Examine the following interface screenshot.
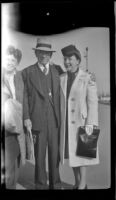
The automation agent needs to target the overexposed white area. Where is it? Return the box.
[2,3,19,67]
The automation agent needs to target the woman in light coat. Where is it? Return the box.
[60,45,99,189]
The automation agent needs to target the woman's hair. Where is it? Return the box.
[6,45,22,64]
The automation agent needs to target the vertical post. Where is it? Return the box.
[84,47,88,71]
[86,47,88,71]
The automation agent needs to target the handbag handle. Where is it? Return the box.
[80,125,99,129]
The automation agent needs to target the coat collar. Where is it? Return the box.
[69,68,85,97]
[50,65,59,97]
[60,68,86,97]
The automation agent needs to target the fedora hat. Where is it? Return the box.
[61,44,81,62]
[32,37,56,52]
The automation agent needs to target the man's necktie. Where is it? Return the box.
[43,66,47,75]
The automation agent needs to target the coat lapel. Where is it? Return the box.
[60,69,86,99]
[14,71,24,102]
[3,76,13,98]
[60,73,68,99]
[14,71,19,100]
[69,68,85,98]
[50,65,59,97]
[30,63,45,98]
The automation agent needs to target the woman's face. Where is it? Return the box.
[63,55,80,73]
[4,54,18,73]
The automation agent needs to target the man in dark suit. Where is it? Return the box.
[22,38,61,189]
[2,45,26,189]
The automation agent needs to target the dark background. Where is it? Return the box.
[13,1,114,35]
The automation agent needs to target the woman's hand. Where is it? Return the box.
[85,125,93,135]
[24,119,32,132]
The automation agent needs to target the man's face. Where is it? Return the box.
[36,50,52,66]
[63,54,80,73]
[4,54,18,73]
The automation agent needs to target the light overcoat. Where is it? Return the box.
[2,71,26,165]
[60,68,99,167]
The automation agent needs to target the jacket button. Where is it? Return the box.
[71,121,75,124]
[71,109,75,113]
[71,98,75,101]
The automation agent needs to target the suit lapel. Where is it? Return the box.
[29,64,59,99]
[30,63,45,98]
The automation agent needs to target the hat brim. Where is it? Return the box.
[32,47,56,52]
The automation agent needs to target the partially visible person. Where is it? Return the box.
[2,45,26,189]
[60,45,99,189]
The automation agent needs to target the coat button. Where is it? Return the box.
[71,121,75,124]
[71,98,75,101]
[71,109,75,113]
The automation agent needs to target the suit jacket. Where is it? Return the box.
[60,68,99,166]
[2,70,26,165]
[22,62,61,131]
[54,64,65,75]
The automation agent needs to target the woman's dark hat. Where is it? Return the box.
[61,45,81,62]
[32,37,56,52]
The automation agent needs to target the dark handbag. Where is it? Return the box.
[76,126,100,158]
